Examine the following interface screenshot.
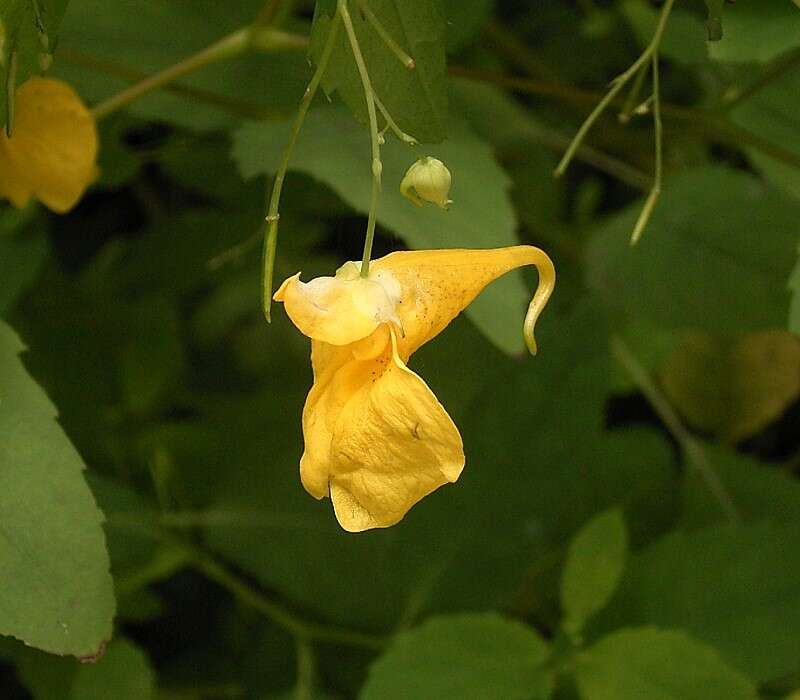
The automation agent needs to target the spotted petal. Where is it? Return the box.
[300,330,464,532]
[371,246,555,358]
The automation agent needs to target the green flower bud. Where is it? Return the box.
[400,157,452,209]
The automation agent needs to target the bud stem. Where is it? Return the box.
[374,93,417,145]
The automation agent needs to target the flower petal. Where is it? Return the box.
[327,332,464,532]
[274,268,400,346]
[0,77,98,213]
[371,245,555,358]
[299,341,368,499]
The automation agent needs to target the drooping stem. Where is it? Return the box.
[554,0,676,178]
[261,12,342,320]
[339,0,382,278]
[356,0,415,69]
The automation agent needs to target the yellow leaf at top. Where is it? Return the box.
[0,77,98,213]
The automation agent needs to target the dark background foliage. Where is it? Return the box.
[2,0,800,698]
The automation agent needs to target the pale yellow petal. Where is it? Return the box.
[274,267,400,345]
[371,245,555,358]
[327,332,464,532]
[0,77,98,213]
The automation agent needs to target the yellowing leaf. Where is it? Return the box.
[660,330,800,443]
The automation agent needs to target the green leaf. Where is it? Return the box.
[731,68,800,202]
[442,0,493,52]
[69,639,155,700]
[561,509,628,637]
[233,107,530,354]
[0,0,69,128]
[681,447,800,528]
[310,0,447,143]
[360,613,551,700]
[13,638,155,700]
[54,0,310,131]
[709,0,800,63]
[621,1,708,65]
[586,167,800,333]
[0,206,47,317]
[659,330,800,442]
[576,627,758,700]
[119,297,187,416]
[598,522,800,682]
[0,320,114,657]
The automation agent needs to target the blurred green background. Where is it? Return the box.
[2,0,800,698]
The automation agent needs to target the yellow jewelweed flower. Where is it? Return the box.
[0,77,98,213]
[275,246,555,532]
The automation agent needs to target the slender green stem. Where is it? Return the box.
[261,12,342,320]
[374,93,417,144]
[618,60,648,124]
[610,336,740,524]
[451,66,800,172]
[485,20,559,82]
[91,29,249,120]
[722,47,800,109]
[192,554,386,649]
[339,0,382,278]
[89,27,307,121]
[554,0,675,177]
[294,638,316,700]
[108,513,385,649]
[630,53,663,244]
[61,49,280,119]
[356,0,415,68]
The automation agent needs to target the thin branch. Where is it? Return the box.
[294,638,316,700]
[88,27,308,121]
[356,0,415,69]
[484,20,559,82]
[723,47,800,110]
[107,513,385,649]
[554,0,676,178]
[618,60,648,124]
[630,52,663,244]
[192,554,386,649]
[610,335,741,524]
[90,29,250,121]
[449,67,800,172]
